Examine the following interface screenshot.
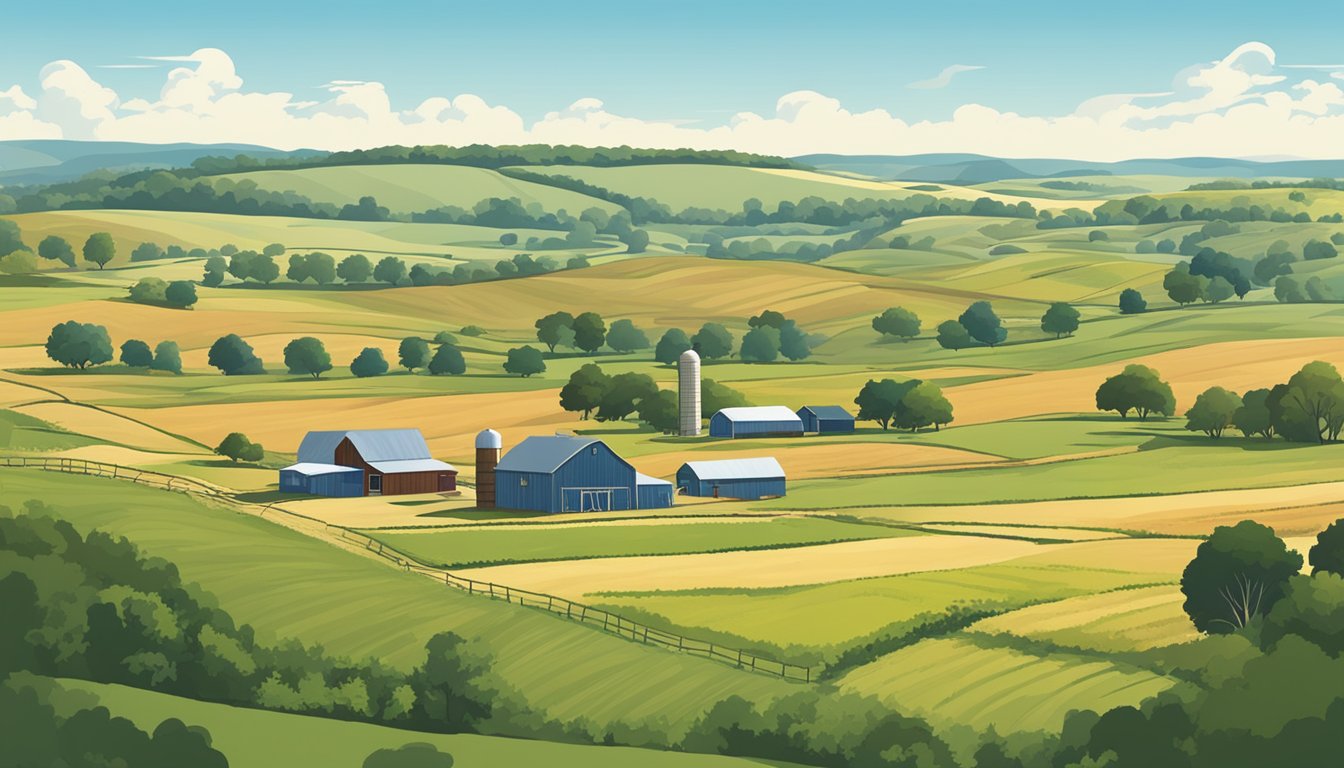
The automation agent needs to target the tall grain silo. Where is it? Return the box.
[475,429,502,508]
[678,349,701,436]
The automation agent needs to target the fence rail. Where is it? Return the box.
[1,454,814,683]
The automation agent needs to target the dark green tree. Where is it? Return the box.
[151,341,182,374]
[1303,239,1338,260]
[374,256,407,287]
[338,253,373,284]
[1164,263,1208,306]
[624,229,650,253]
[606,319,650,353]
[534,312,575,353]
[778,320,811,361]
[498,232,518,246]
[935,320,972,351]
[427,344,466,375]
[748,310,787,329]
[572,312,607,353]
[202,255,227,287]
[398,337,432,373]
[871,307,921,341]
[654,328,692,365]
[1277,361,1344,443]
[363,743,455,768]
[1118,288,1147,314]
[854,378,918,431]
[1180,520,1303,633]
[83,232,116,270]
[638,389,680,432]
[559,363,611,419]
[207,334,265,375]
[284,337,332,379]
[1261,573,1344,657]
[263,242,285,257]
[1095,364,1175,420]
[691,322,734,360]
[350,347,389,377]
[120,339,153,368]
[45,321,114,369]
[38,235,76,267]
[164,280,197,308]
[959,301,1006,347]
[503,346,545,377]
[596,372,657,421]
[1184,386,1242,438]
[410,632,492,732]
[1233,388,1275,438]
[1040,302,1080,338]
[894,381,953,432]
[215,432,264,463]
[1309,519,1344,577]
[703,378,750,414]
[739,326,781,362]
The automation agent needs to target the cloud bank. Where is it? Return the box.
[2,43,1343,161]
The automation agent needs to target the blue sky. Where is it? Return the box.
[7,0,1337,121]
[3,1,1343,158]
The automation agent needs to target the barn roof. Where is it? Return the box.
[679,457,785,480]
[280,462,363,477]
[297,429,433,464]
[712,406,804,423]
[368,459,457,474]
[496,435,626,474]
[636,472,672,487]
[799,405,854,420]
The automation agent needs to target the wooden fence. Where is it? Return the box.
[0,454,814,683]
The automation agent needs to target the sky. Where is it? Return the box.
[2,0,1344,159]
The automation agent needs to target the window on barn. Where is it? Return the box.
[520,478,528,487]
[591,446,598,454]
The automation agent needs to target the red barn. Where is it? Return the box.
[280,428,456,497]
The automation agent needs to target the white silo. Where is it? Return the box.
[678,349,701,436]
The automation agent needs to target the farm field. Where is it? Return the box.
[5,144,1344,767]
[366,514,920,567]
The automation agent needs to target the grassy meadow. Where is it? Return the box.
[4,153,1344,760]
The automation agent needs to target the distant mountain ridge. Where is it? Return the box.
[795,153,1344,183]
[0,140,318,185]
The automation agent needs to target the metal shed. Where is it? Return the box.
[676,457,786,500]
[493,435,674,514]
[278,463,364,497]
[709,406,805,439]
[636,472,675,509]
[280,428,457,497]
[797,405,856,434]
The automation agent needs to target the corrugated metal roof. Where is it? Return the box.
[280,462,363,476]
[800,405,854,420]
[714,406,804,423]
[296,429,433,463]
[368,458,457,474]
[635,472,672,487]
[680,457,785,480]
[496,435,601,474]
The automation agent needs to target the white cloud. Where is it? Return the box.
[907,64,985,90]
[0,42,1342,160]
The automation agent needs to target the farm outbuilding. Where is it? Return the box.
[676,457,786,500]
[797,405,856,434]
[708,406,805,439]
[279,428,457,497]
[493,435,674,514]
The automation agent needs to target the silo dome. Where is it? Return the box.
[679,348,700,364]
[475,429,502,449]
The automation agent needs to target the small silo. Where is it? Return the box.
[678,348,701,437]
[475,429,502,508]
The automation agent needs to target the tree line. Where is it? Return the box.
[558,363,749,430]
[1095,359,1344,445]
[854,378,953,431]
[872,301,1082,347]
[537,309,816,363]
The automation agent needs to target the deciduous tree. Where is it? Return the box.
[1181,520,1303,633]
[871,307,921,341]
[284,337,332,379]
[1184,386,1242,438]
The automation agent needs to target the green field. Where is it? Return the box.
[49,678,778,768]
[216,164,623,216]
[0,470,794,729]
[367,516,919,567]
[594,561,1172,666]
[837,636,1180,734]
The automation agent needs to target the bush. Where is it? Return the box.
[1088,229,1109,242]
[987,244,1026,255]
[150,341,183,374]
[503,346,546,377]
[207,334,265,375]
[120,339,154,368]
[164,280,198,308]
[459,325,485,337]
[350,347,389,378]
[215,432,264,463]
[1119,288,1147,314]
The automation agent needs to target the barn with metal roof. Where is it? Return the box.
[708,406,805,438]
[676,457,786,500]
[279,428,457,497]
[493,435,674,513]
[797,405,856,434]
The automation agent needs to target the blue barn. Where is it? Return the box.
[279,463,364,497]
[676,457,786,500]
[493,435,674,514]
[797,405,856,434]
[708,406,805,439]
